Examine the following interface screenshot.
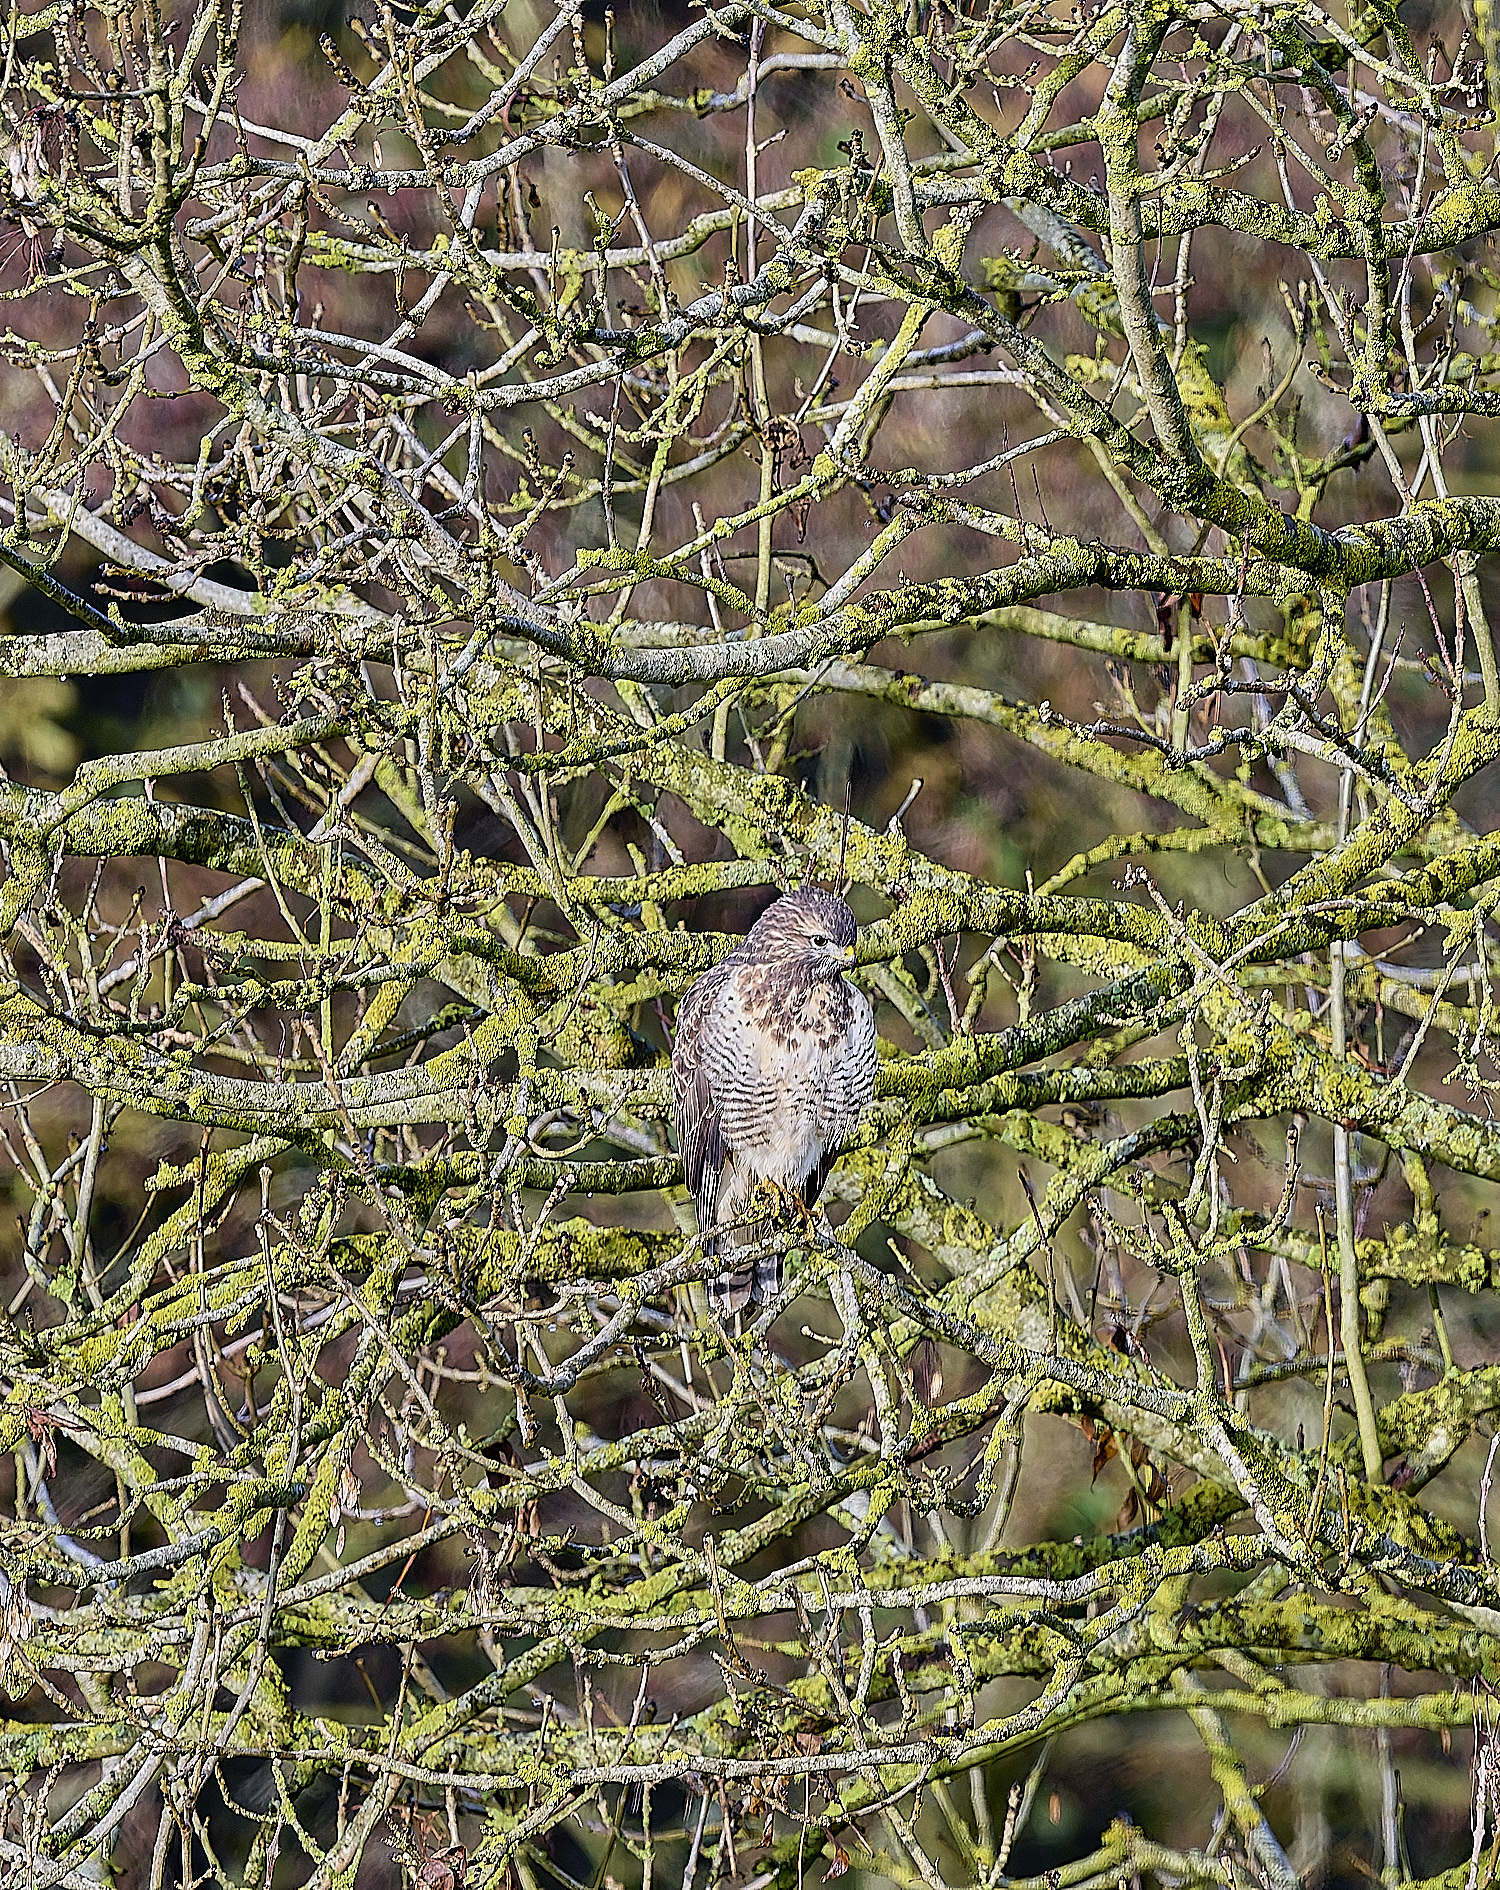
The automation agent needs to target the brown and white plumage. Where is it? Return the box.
[671,890,878,1315]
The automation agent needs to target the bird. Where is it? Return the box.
[671,889,878,1316]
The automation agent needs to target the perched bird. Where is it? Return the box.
[671,889,878,1316]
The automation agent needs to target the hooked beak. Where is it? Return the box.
[839,942,857,968]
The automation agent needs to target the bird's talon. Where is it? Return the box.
[752,1178,800,1224]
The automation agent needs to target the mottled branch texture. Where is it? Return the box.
[2,0,1500,1884]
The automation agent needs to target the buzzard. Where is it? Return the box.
[671,890,878,1315]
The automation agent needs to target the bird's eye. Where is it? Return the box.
[812,934,827,947]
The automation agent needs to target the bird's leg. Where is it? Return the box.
[788,1190,820,1240]
[750,1178,818,1240]
[749,1177,792,1223]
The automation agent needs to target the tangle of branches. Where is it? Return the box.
[3,0,1500,1883]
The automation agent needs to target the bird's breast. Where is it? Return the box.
[716,975,870,1177]
[740,972,848,1056]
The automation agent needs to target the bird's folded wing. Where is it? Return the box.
[672,968,728,1224]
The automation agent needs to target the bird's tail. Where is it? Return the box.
[707,1245,781,1319]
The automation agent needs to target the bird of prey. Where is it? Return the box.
[671,889,878,1315]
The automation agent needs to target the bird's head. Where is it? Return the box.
[747,889,858,972]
